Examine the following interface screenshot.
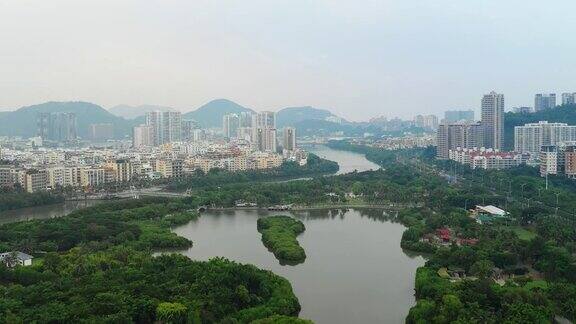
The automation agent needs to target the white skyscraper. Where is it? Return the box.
[561,93,576,106]
[222,113,240,139]
[146,111,182,146]
[535,93,556,111]
[253,111,276,129]
[132,125,153,148]
[514,121,576,155]
[481,91,505,150]
[252,111,277,152]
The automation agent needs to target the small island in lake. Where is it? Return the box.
[257,216,306,265]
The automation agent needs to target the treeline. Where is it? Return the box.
[504,103,576,149]
[0,189,64,212]
[0,197,303,323]
[328,141,576,322]
[0,197,196,253]
[167,153,338,192]
[180,165,435,208]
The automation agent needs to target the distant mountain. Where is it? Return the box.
[504,104,576,150]
[0,101,135,139]
[276,106,345,128]
[183,99,254,127]
[109,104,176,119]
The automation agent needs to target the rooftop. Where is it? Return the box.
[476,205,508,216]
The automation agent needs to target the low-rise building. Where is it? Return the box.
[449,147,528,170]
[0,251,34,267]
[24,169,48,193]
[472,205,509,225]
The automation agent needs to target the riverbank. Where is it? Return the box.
[210,203,422,212]
[175,208,425,323]
[0,198,304,323]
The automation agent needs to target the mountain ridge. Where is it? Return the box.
[183,99,254,127]
[0,101,136,139]
[109,104,176,119]
[0,99,349,138]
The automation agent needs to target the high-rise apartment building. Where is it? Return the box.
[37,112,78,142]
[132,125,153,148]
[444,110,475,123]
[89,123,114,141]
[535,93,556,111]
[283,127,297,151]
[146,111,182,145]
[561,93,576,106]
[514,121,576,155]
[222,114,240,139]
[239,112,253,127]
[436,122,484,159]
[414,115,438,130]
[253,111,276,129]
[252,111,277,152]
[254,127,277,152]
[481,91,505,150]
[181,120,199,141]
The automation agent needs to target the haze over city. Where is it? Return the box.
[1,0,575,120]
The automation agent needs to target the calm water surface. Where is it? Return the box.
[174,209,425,324]
[307,144,380,174]
[1,146,423,323]
[0,200,102,224]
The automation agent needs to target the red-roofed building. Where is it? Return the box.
[449,147,529,170]
[436,228,451,242]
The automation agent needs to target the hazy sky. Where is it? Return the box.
[1,0,575,121]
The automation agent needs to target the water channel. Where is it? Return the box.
[0,145,424,323]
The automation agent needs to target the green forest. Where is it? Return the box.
[3,139,576,322]
[257,216,306,264]
[327,141,576,323]
[0,198,303,323]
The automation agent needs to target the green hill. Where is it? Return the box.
[108,104,176,119]
[276,106,345,128]
[505,104,576,150]
[183,99,254,127]
[0,101,135,139]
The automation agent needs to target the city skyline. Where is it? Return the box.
[1,1,576,120]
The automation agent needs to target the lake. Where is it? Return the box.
[174,208,425,324]
[0,145,423,323]
[171,146,423,323]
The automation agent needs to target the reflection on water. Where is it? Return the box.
[174,209,425,324]
[0,200,102,225]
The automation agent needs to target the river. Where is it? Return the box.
[0,200,102,225]
[307,144,380,174]
[172,146,424,323]
[0,145,424,323]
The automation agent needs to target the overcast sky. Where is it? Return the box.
[0,0,575,121]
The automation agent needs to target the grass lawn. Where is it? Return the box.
[500,226,537,241]
[524,280,549,291]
